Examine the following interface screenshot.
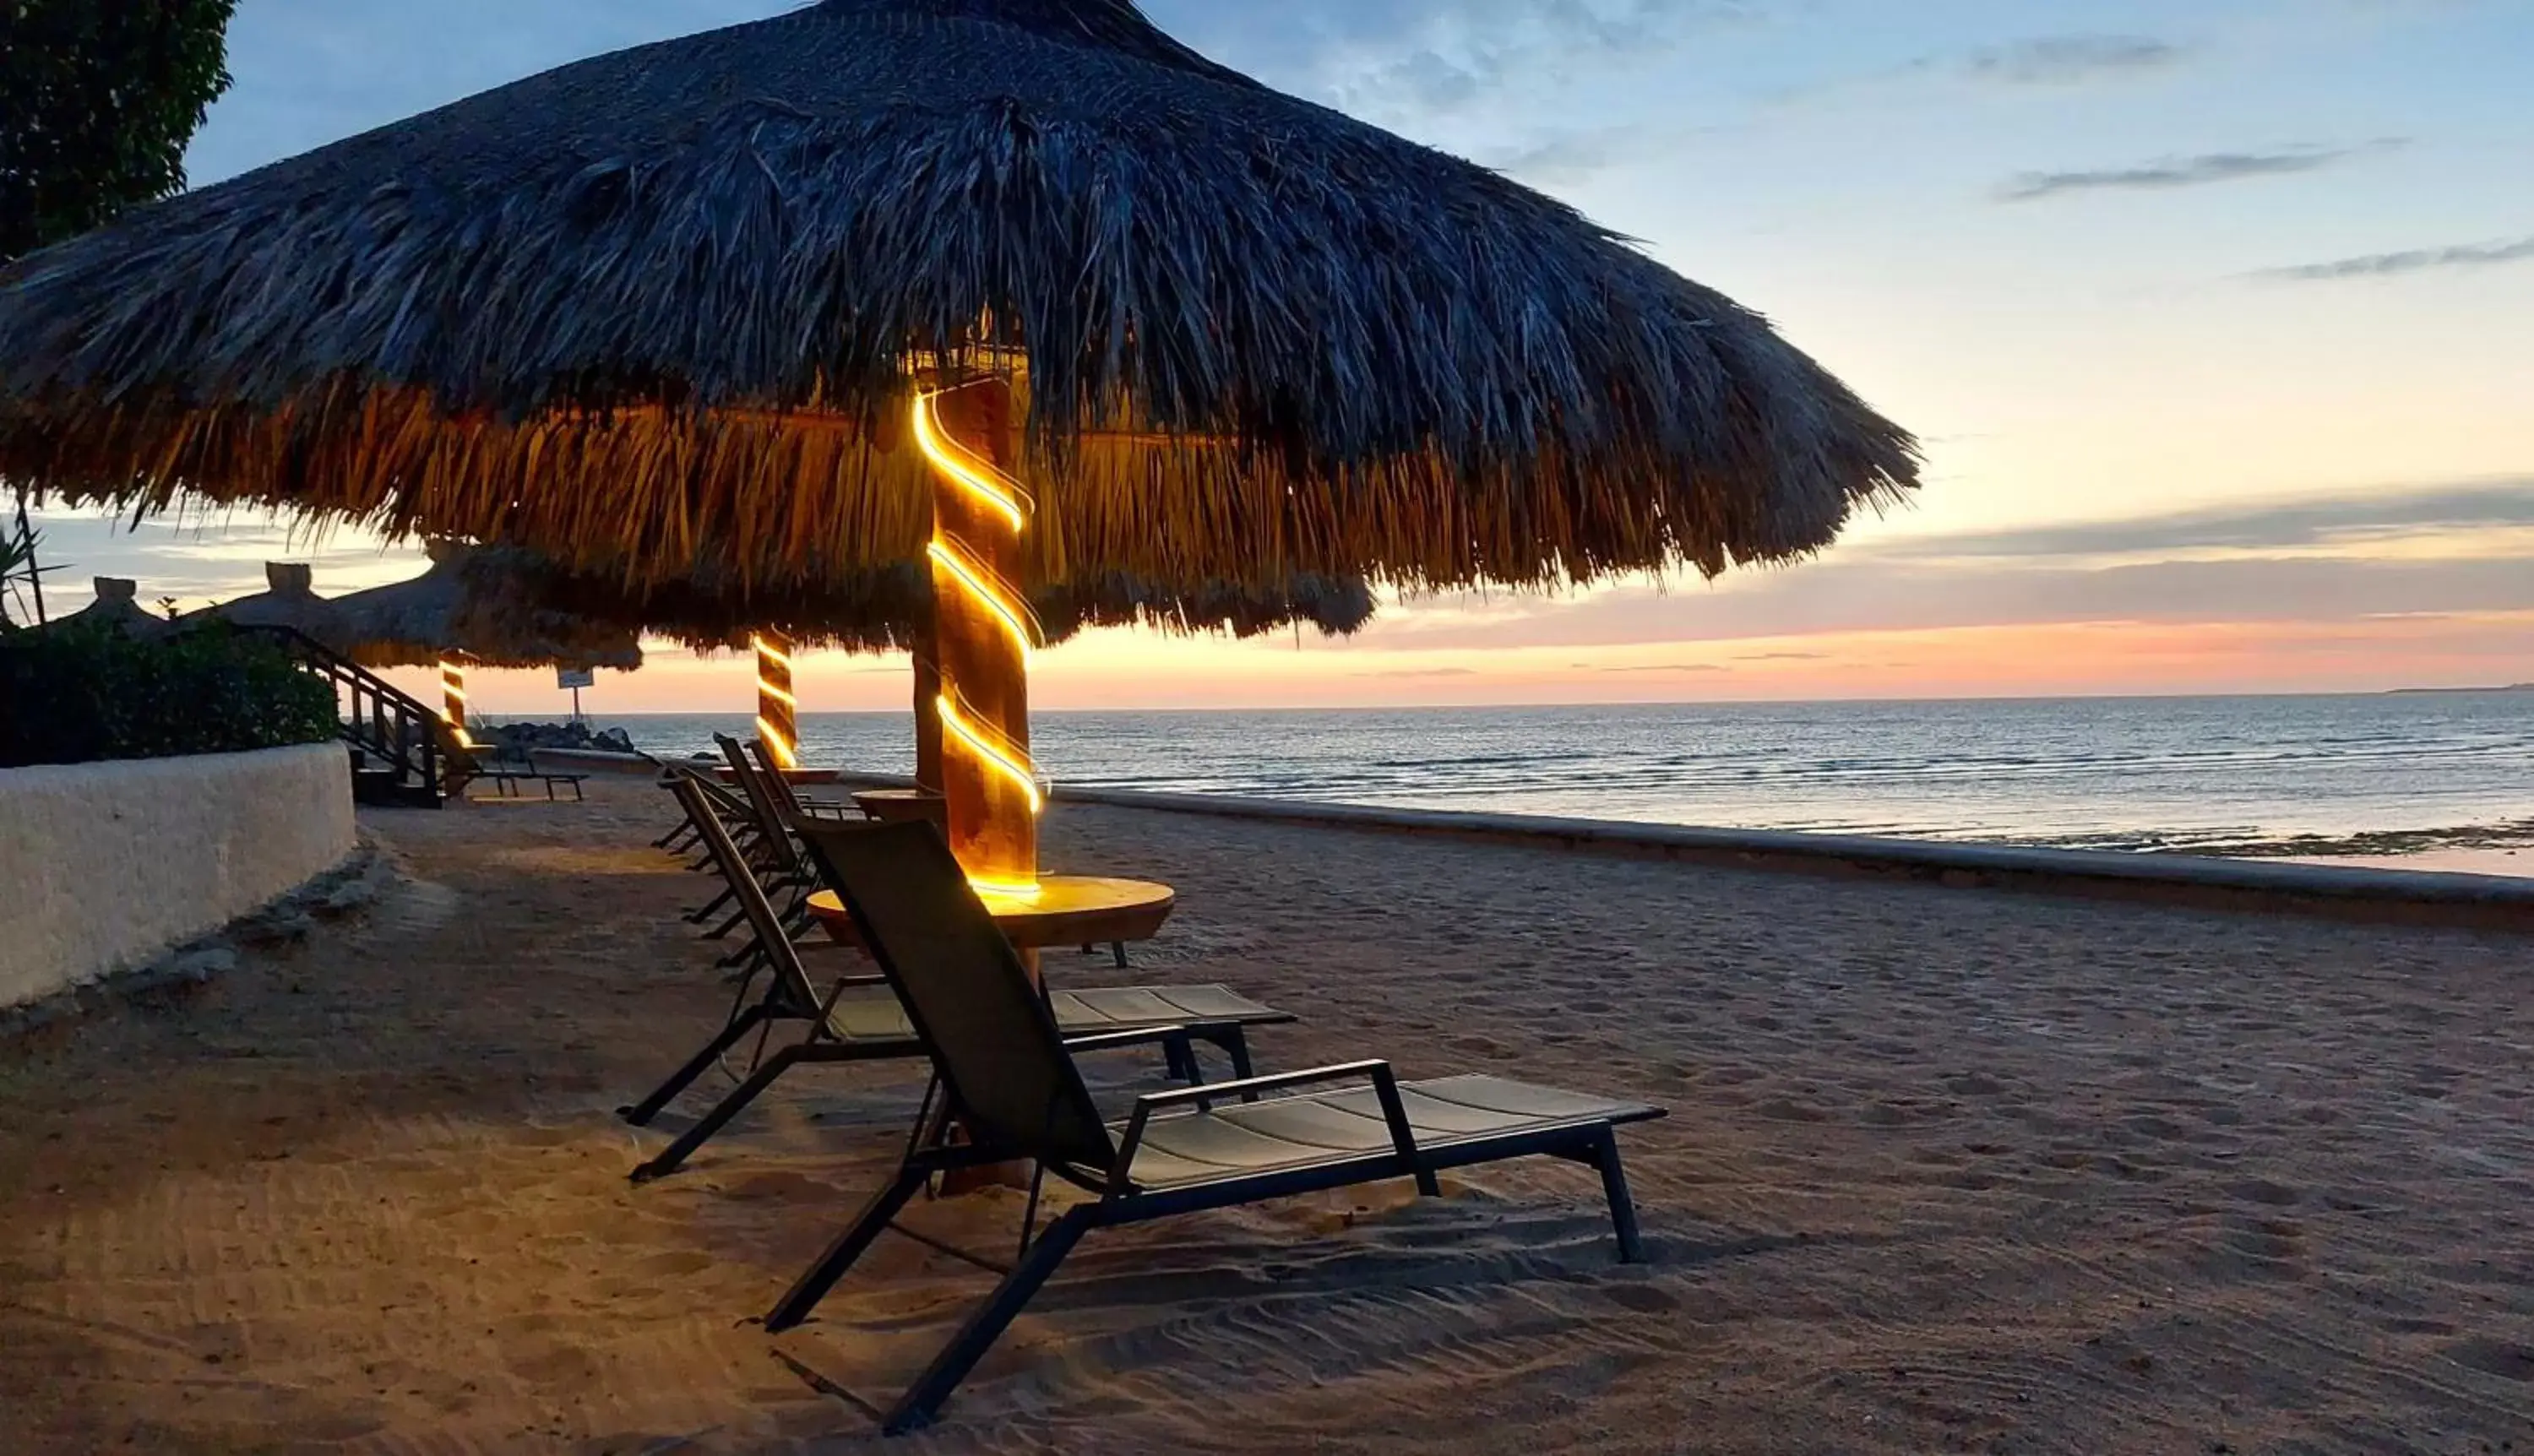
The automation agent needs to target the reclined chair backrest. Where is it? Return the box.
[794,819,1115,1173]
[743,738,818,831]
[715,734,804,875]
[672,774,825,1013]
[665,759,749,820]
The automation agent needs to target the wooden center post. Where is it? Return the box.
[753,630,799,769]
[923,376,1038,901]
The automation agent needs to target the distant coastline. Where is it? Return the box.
[2386,683,2534,695]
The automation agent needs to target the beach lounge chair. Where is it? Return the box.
[633,748,715,852]
[447,742,590,801]
[657,763,773,926]
[766,817,1667,1433]
[620,777,1293,1183]
[710,736,827,959]
[740,736,859,822]
[669,752,810,943]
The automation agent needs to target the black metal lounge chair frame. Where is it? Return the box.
[449,742,590,801]
[657,763,771,919]
[769,818,1662,1435]
[739,736,861,823]
[477,758,590,800]
[707,736,830,964]
[620,778,1281,1183]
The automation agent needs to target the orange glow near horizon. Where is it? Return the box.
[388,609,2534,718]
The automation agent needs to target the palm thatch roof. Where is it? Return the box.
[39,578,170,637]
[0,0,1917,592]
[471,551,1376,655]
[332,541,644,670]
[179,562,347,641]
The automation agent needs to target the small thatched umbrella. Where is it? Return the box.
[333,541,644,747]
[470,550,1375,780]
[181,563,348,644]
[40,578,171,638]
[0,0,1917,892]
[510,560,1374,655]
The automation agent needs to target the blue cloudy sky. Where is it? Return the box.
[22,0,2534,708]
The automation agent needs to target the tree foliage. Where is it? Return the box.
[1,0,238,262]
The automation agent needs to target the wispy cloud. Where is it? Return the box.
[1370,479,2534,654]
[1737,650,1830,661]
[1771,30,2189,110]
[1883,479,2534,561]
[1597,662,1727,673]
[2254,235,2534,283]
[1997,139,2404,203]
[1960,34,2187,85]
[1295,0,1751,118]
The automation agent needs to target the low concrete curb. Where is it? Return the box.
[1040,785,2534,934]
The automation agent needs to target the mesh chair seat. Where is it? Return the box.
[819,983,1286,1046]
[1112,1074,1664,1190]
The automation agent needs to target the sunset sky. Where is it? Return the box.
[24,0,2534,713]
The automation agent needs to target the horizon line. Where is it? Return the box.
[470,682,2534,718]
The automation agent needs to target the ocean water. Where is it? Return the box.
[567,692,2534,856]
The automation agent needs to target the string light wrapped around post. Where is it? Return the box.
[913,379,1045,898]
[753,630,798,770]
[438,657,475,747]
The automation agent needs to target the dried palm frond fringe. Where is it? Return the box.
[333,543,645,671]
[470,549,1376,655]
[0,0,1917,591]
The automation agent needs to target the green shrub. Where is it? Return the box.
[0,622,338,768]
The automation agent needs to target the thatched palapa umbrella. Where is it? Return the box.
[332,541,644,747]
[40,578,171,638]
[181,563,348,644]
[0,0,1918,894]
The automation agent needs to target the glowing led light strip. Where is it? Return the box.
[752,632,795,674]
[753,716,798,767]
[911,388,1031,532]
[914,383,1049,895]
[935,690,1044,815]
[925,538,1037,666]
[438,659,476,749]
[752,633,799,770]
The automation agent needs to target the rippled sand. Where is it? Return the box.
[3,781,2530,1452]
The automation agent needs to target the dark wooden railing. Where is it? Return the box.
[242,626,447,807]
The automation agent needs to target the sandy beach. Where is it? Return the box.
[4,780,2531,1453]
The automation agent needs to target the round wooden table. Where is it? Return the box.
[806,875,1176,951]
[851,787,946,826]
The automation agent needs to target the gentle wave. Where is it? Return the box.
[546,693,2534,859]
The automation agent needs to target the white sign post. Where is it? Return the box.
[557,666,595,723]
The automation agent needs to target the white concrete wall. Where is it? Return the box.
[0,742,356,1008]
